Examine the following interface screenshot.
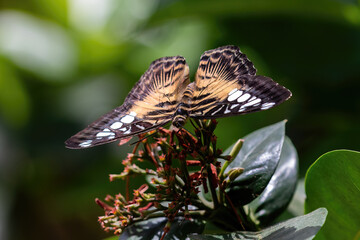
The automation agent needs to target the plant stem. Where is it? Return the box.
[206,164,219,208]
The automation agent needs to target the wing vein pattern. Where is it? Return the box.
[65,45,291,149]
[65,56,190,148]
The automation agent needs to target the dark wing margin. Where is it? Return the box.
[65,56,189,149]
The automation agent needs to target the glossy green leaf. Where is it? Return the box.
[225,121,286,205]
[189,208,327,240]
[248,137,298,226]
[305,150,360,240]
[119,217,205,240]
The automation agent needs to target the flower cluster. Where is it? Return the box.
[96,119,244,238]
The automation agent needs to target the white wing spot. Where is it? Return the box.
[108,135,115,140]
[121,115,135,123]
[129,111,137,117]
[237,93,251,102]
[252,98,262,105]
[135,124,145,130]
[96,129,115,138]
[124,129,131,134]
[110,122,123,129]
[230,104,239,109]
[238,107,246,112]
[228,88,238,96]
[228,90,243,101]
[224,106,231,114]
[242,98,261,108]
[119,127,127,131]
[79,140,92,148]
[248,96,257,102]
[261,102,275,110]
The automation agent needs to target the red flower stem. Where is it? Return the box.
[218,182,224,205]
[125,141,142,201]
[145,143,159,167]
[132,141,141,155]
[126,176,130,202]
[206,164,219,208]
[225,193,245,230]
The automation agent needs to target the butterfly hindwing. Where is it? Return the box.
[188,45,291,119]
[65,56,190,149]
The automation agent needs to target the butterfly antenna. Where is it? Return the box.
[178,124,196,138]
[130,132,158,145]
[189,118,198,129]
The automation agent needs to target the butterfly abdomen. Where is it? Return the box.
[172,103,189,128]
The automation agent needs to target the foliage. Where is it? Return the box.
[247,137,298,226]
[189,208,327,240]
[95,120,327,239]
[305,150,360,240]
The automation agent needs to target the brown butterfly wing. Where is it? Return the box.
[188,45,291,118]
[65,56,189,149]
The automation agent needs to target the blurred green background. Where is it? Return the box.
[0,0,359,239]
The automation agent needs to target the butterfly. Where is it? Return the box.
[65,45,291,149]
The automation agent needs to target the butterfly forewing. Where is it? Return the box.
[65,45,292,149]
[65,56,190,149]
[188,46,291,118]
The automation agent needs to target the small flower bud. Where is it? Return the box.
[95,198,114,211]
[158,153,166,161]
[228,167,244,181]
[115,193,126,202]
[109,174,124,182]
[186,160,202,166]
[208,145,214,156]
[229,139,244,162]
[105,195,115,202]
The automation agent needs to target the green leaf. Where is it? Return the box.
[248,137,299,226]
[305,150,360,240]
[189,208,327,240]
[225,121,286,205]
[119,217,205,240]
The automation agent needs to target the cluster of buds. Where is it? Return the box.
[96,119,245,238]
[96,184,155,234]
